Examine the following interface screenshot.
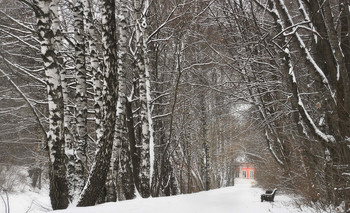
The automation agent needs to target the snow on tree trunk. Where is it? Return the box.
[126,91,140,195]
[82,0,103,142]
[77,0,118,206]
[107,0,135,201]
[279,20,318,197]
[33,0,69,209]
[73,0,88,196]
[269,0,334,145]
[51,0,76,201]
[266,1,318,199]
[133,0,154,198]
[60,23,76,202]
[322,0,350,138]
[269,0,350,205]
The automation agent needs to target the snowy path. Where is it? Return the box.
[53,179,316,213]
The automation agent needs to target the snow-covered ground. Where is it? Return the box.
[53,178,319,213]
[3,178,322,213]
[0,186,51,213]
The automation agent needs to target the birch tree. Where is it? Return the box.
[32,0,69,209]
[78,0,118,206]
[82,0,104,142]
[106,0,135,202]
[73,0,88,196]
[4,0,350,210]
[133,0,154,198]
[116,0,135,200]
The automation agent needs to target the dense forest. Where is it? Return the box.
[0,0,349,211]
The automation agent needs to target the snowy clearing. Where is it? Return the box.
[48,179,319,213]
[1,187,51,213]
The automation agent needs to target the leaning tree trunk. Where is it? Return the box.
[266,0,318,200]
[77,0,118,206]
[268,0,350,206]
[33,0,69,209]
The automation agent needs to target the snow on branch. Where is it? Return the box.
[271,0,336,105]
[0,28,39,51]
[271,21,322,40]
[0,56,46,85]
[0,68,47,140]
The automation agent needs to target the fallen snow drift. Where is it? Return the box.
[1,187,51,213]
[53,179,317,213]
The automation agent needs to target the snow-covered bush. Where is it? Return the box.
[0,165,28,192]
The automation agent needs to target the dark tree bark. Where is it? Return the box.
[77,0,118,206]
[32,0,69,209]
[73,0,88,194]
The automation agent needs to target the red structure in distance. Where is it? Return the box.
[236,163,255,179]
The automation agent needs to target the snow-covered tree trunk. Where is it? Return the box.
[323,1,350,125]
[73,0,88,196]
[49,0,75,200]
[265,0,318,200]
[267,0,350,205]
[126,88,140,193]
[319,0,350,205]
[107,0,135,201]
[83,0,103,142]
[272,0,336,144]
[77,0,118,206]
[33,0,69,209]
[59,15,76,204]
[133,0,154,198]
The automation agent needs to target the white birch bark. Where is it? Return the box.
[73,0,88,196]
[33,0,69,209]
[107,0,135,201]
[133,0,153,198]
[119,0,136,200]
[78,0,118,206]
[83,0,103,142]
[59,16,76,204]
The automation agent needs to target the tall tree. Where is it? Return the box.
[72,0,88,197]
[78,0,118,206]
[32,0,69,209]
[116,0,136,200]
[133,0,154,198]
[106,0,135,202]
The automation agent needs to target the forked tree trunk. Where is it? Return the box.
[77,0,118,206]
[107,0,135,201]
